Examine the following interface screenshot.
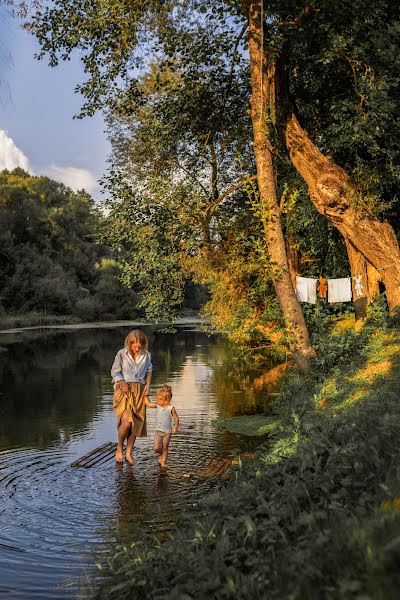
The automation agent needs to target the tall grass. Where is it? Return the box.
[90,305,400,600]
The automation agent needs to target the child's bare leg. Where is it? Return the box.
[159,433,171,467]
[153,432,163,456]
[116,411,131,462]
[125,429,136,464]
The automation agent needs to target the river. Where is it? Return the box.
[0,323,272,599]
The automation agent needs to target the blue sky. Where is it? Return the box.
[0,10,111,200]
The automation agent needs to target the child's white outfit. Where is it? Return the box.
[155,404,174,434]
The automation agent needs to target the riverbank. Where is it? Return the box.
[90,309,400,599]
[0,311,83,331]
[0,310,206,334]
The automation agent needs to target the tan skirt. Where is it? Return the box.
[113,382,147,437]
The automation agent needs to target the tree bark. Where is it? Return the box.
[345,241,383,319]
[286,225,299,289]
[367,261,382,302]
[247,0,315,370]
[345,240,368,320]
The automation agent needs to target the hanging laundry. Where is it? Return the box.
[353,274,365,298]
[296,277,317,304]
[328,278,352,303]
[318,277,328,300]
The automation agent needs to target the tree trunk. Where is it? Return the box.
[345,240,368,320]
[345,241,384,320]
[286,225,299,289]
[367,261,382,302]
[274,52,400,314]
[247,0,315,370]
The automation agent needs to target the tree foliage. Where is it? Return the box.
[280,0,400,224]
[0,169,137,319]
[9,0,400,329]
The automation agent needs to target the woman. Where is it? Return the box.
[111,329,153,464]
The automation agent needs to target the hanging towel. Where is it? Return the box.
[296,277,317,304]
[328,278,352,303]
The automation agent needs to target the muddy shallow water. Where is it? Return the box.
[0,324,272,599]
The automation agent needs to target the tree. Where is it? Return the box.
[246,0,314,367]
[266,0,400,314]
[0,169,137,318]
[20,0,317,368]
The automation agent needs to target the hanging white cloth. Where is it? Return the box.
[296,277,317,304]
[328,278,352,303]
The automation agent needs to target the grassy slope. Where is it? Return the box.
[91,310,400,600]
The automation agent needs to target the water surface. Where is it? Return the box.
[0,325,272,598]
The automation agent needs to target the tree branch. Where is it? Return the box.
[278,5,319,28]
[204,175,257,214]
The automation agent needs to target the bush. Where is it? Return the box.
[2,251,78,314]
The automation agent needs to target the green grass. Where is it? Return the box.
[89,306,400,600]
[213,415,283,437]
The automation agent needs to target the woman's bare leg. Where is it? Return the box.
[125,428,136,464]
[116,411,131,462]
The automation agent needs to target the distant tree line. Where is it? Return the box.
[0,168,139,321]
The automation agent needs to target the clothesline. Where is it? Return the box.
[379,263,396,271]
[296,275,365,304]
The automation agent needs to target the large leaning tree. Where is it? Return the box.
[260,0,400,315]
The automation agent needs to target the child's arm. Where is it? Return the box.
[172,407,179,433]
[145,398,157,408]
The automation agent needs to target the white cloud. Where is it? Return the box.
[0,129,31,172]
[42,165,98,195]
[0,129,99,197]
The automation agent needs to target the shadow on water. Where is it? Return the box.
[0,324,275,598]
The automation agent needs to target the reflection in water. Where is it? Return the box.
[0,325,274,599]
[207,340,277,417]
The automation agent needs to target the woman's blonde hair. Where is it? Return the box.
[156,384,172,407]
[124,329,148,352]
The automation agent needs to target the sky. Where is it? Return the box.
[0,9,111,201]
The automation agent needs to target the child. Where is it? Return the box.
[146,384,179,468]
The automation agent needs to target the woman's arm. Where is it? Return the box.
[143,352,153,396]
[111,351,129,394]
[172,407,179,434]
[111,351,123,382]
[143,370,152,397]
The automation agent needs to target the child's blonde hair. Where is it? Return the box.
[156,384,172,407]
[124,329,148,352]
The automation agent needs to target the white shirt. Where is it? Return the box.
[155,404,174,433]
[111,348,153,385]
